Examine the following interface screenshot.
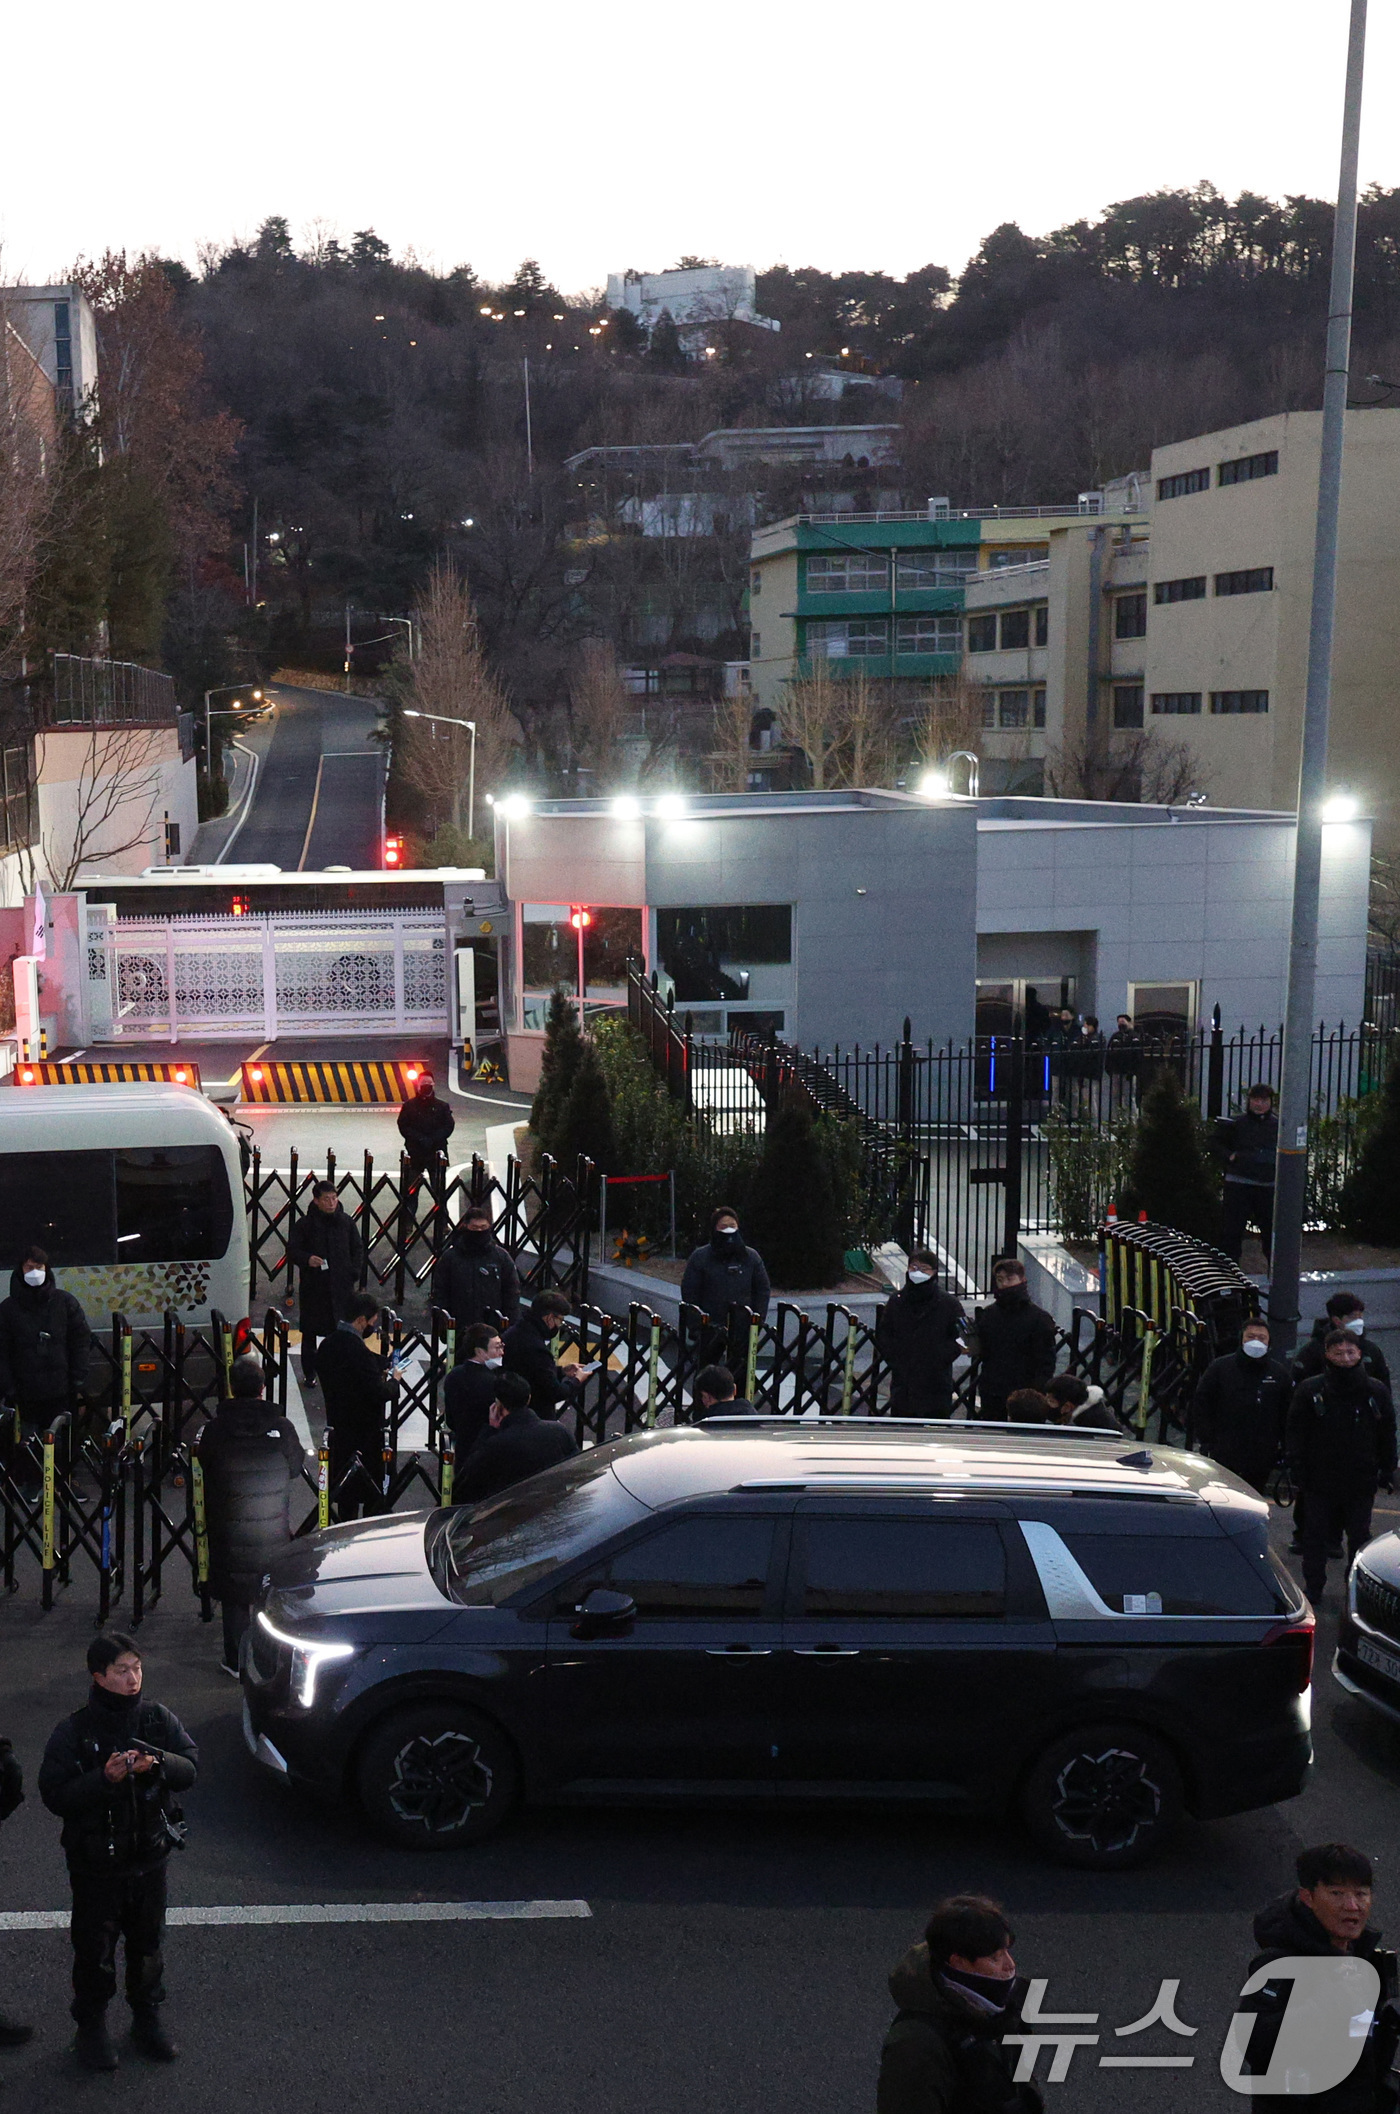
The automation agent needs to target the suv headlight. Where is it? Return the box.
[257,1612,355,1707]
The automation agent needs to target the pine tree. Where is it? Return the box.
[743,1090,846,1289]
[552,1037,617,1175]
[1339,1052,1400,1243]
[1120,1064,1222,1242]
[531,987,585,1158]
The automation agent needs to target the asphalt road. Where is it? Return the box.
[2,1496,1399,2114]
[227,687,385,871]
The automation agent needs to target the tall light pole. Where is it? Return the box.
[1269,0,1368,1355]
[203,684,263,780]
[402,709,478,837]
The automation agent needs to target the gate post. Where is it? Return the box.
[1205,1003,1225,1121]
[1001,1034,1026,1262]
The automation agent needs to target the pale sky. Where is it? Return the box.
[4,0,1395,295]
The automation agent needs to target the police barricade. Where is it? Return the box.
[1100,1217,1260,1443]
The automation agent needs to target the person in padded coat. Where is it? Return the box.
[1192,1317,1290,1494]
[877,1895,1042,2114]
[196,1355,305,1673]
[0,1244,92,1434]
[876,1253,965,1417]
[431,1202,521,1341]
[968,1260,1057,1423]
[286,1182,364,1387]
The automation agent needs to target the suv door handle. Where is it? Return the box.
[704,1645,773,1657]
[793,1646,860,1656]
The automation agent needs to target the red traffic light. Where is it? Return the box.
[569,905,592,930]
[18,1068,34,1085]
[384,834,405,869]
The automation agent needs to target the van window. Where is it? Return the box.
[1062,1532,1291,1616]
[115,1148,233,1262]
[0,1145,234,1267]
[801,1519,1006,1617]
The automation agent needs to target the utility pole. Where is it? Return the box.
[1269,0,1368,1356]
[250,495,258,607]
[523,358,533,476]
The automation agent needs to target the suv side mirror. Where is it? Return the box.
[571,1586,636,1639]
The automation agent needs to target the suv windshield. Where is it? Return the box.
[431,1455,648,1606]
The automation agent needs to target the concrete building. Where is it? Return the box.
[605,265,779,343]
[492,790,1369,1088]
[3,285,99,423]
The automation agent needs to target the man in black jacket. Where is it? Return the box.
[397,1072,455,1174]
[316,1294,393,1518]
[504,1291,595,1417]
[197,1355,306,1673]
[455,1372,578,1503]
[0,1244,92,1435]
[969,1261,1057,1422]
[876,1252,966,1417]
[432,1204,521,1341]
[1292,1292,1392,1392]
[1287,1331,1397,1602]
[680,1206,771,1354]
[286,1181,364,1387]
[1219,1083,1279,1266]
[692,1364,758,1419]
[877,1894,1041,2114]
[38,1633,198,2072]
[1238,1842,1398,2110]
[0,1733,33,2052]
[443,1324,506,1457]
[1193,1317,1290,1494]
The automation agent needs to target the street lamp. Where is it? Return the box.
[402,709,478,838]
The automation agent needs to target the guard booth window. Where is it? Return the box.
[0,1146,233,1266]
[657,906,792,1005]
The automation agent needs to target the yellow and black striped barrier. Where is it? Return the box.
[15,1058,202,1088]
[240,1058,430,1105]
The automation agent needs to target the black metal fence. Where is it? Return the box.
[244,1148,597,1315]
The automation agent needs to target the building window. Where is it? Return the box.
[750,633,760,659]
[750,569,762,595]
[997,689,1030,728]
[988,546,1046,569]
[1115,592,1147,639]
[980,690,996,729]
[1151,692,1202,715]
[1215,567,1274,596]
[1157,467,1210,500]
[1210,690,1269,714]
[658,906,793,1004]
[1000,609,1031,650]
[53,299,74,417]
[804,552,888,593]
[1033,688,1046,728]
[895,550,978,590]
[1218,450,1278,486]
[804,619,887,659]
[1113,684,1145,728]
[1033,604,1048,647]
[967,614,997,653]
[895,615,961,653]
[1154,576,1207,605]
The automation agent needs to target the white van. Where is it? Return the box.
[0,1085,249,1327]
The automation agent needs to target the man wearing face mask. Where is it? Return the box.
[442,1324,507,1456]
[968,1260,1057,1423]
[1291,1292,1391,1393]
[0,1245,92,1459]
[681,1207,771,1370]
[1218,1082,1279,1266]
[1192,1317,1290,1495]
[397,1069,456,1175]
[876,1252,966,1418]
[432,1203,521,1342]
[1287,1330,1397,1603]
[878,1894,1042,2114]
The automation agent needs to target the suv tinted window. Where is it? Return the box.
[801,1519,1005,1617]
[442,1457,648,1605]
[1063,1532,1290,1616]
[601,1517,775,1617]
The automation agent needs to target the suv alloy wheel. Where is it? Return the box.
[1020,1722,1183,1869]
[356,1704,519,1848]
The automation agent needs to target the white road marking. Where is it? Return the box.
[0,1900,590,1932]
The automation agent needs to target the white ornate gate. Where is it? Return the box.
[87,912,449,1039]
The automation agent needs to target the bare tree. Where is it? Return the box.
[33,723,169,890]
[907,671,989,774]
[779,656,851,790]
[707,687,756,792]
[568,637,628,788]
[0,295,61,660]
[843,668,902,788]
[395,562,516,836]
[1047,730,1206,805]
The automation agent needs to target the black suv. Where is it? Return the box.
[1336,1529,1400,1723]
[240,1421,1312,1868]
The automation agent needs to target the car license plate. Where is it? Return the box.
[1357,1636,1400,1687]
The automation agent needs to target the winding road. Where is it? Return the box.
[221,684,386,870]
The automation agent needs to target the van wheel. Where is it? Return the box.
[1021,1723,1182,1869]
[356,1704,518,1849]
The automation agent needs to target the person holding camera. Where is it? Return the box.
[38,1634,198,2072]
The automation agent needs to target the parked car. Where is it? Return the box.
[1335,1529,1400,1723]
[240,1420,1313,1869]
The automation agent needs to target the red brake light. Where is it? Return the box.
[1264,1619,1315,1694]
[18,1069,33,1084]
[249,1066,263,1082]
[174,1068,188,1083]
[233,1318,253,1354]
[405,1065,420,1080]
